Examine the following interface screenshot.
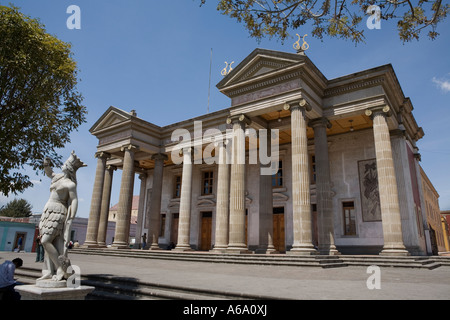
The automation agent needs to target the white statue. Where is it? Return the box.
[38,151,86,283]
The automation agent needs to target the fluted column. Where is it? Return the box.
[211,139,231,252]
[85,151,110,247]
[227,114,251,253]
[366,106,409,256]
[257,129,276,254]
[112,144,138,248]
[133,172,147,249]
[310,118,340,255]
[97,165,116,247]
[285,100,317,255]
[174,148,193,251]
[147,153,168,250]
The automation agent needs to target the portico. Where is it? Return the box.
[86,48,429,256]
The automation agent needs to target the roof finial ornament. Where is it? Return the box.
[293,34,309,55]
[221,61,234,76]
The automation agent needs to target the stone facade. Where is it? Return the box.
[85,48,439,255]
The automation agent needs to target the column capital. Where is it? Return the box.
[308,117,332,129]
[138,172,147,180]
[151,153,169,161]
[283,98,312,112]
[365,105,392,119]
[226,114,251,126]
[121,144,139,153]
[94,151,111,159]
[106,164,117,172]
[178,147,195,157]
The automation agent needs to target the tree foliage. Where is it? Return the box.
[201,0,449,44]
[0,5,87,196]
[0,198,33,217]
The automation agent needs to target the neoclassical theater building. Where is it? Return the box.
[85,48,433,256]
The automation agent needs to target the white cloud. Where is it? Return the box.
[432,76,450,93]
[30,180,42,185]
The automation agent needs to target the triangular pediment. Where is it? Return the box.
[217,49,305,90]
[89,106,132,134]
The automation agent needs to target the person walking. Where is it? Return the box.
[35,235,44,262]
[141,233,147,249]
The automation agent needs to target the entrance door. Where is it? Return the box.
[200,212,212,251]
[273,208,285,252]
[13,232,26,252]
[171,213,179,246]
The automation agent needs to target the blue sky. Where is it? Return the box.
[1,0,449,218]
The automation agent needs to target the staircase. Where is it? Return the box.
[70,248,346,268]
[70,247,450,269]
[13,266,279,300]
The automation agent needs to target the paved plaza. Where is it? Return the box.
[1,251,450,300]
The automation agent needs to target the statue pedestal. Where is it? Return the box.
[15,284,95,300]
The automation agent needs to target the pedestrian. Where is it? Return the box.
[141,233,147,249]
[35,235,44,262]
[0,258,23,301]
[74,240,80,248]
[17,236,23,252]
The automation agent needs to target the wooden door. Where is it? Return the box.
[273,208,285,252]
[171,213,179,245]
[200,212,212,251]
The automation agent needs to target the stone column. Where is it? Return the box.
[366,106,409,256]
[174,148,193,251]
[97,165,116,247]
[85,151,110,247]
[112,144,138,248]
[133,172,147,249]
[227,115,251,253]
[147,153,168,250]
[211,139,231,252]
[257,129,276,254]
[285,100,317,255]
[310,118,340,255]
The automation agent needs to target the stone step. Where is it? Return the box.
[70,248,347,268]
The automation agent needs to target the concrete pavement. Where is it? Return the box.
[2,250,450,300]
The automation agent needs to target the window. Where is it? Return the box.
[174,175,182,198]
[343,201,356,236]
[272,160,283,187]
[310,155,316,183]
[202,171,214,195]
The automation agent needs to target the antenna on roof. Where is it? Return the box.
[207,48,213,114]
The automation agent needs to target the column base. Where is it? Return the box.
[288,245,318,256]
[319,245,341,255]
[173,244,193,252]
[379,248,410,256]
[149,245,162,250]
[110,242,130,249]
[210,246,228,253]
[82,241,101,248]
[226,244,253,254]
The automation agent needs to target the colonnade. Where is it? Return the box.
[85,101,409,255]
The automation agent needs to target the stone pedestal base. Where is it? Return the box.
[15,285,95,300]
